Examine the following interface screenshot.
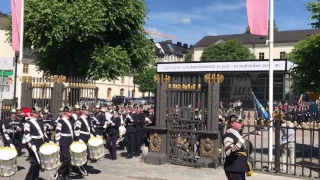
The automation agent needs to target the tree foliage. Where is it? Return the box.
[184,51,193,61]
[307,1,320,28]
[134,67,157,93]
[245,19,279,34]
[5,0,154,80]
[200,39,254,61]
[288,34,320,92]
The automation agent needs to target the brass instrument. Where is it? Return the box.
[272,109,284,120]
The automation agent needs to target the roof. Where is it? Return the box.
[0,13,8,30]
[193,29,320,47]
[157,41,189,58]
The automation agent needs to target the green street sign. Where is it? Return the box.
[0,70,14,77]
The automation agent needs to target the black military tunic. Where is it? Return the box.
[55,117,74,177]
[132,112,145,156]
[24,118,47,180]
[106,115,121,160]
[2,117,24,155]
[124,113,137,158]
[223,129,249,180]
[93,112,106,136]
[43,115,56,142]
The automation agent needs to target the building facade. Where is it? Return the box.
[192,29,320,61]
[154,40,190,62]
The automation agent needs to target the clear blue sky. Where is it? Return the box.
[0,0,314,45]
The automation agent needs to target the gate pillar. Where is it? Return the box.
[50,76,65,120]
[196,73,224,168]
[144,74,169,165]
[20,76,33,108]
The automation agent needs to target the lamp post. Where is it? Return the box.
[13,52,19,107]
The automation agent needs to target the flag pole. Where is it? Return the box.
[16,0,25,107]
[268,0,274,171]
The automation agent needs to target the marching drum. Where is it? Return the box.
[39,142,60,170]
[88,136,104,160]
[70,141,87,167]
[0,147,18,177]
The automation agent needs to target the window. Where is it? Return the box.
[132,89,136,98]
[259,53,264,60]
[280,52,286,59]
[23,63,29,74]
[107,88,112,100]
[121,76,124,83]
[120,88,124,96]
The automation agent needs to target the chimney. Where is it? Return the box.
[183,43,188,48]
[189,45,193,49]
[165,40,172,44]
[177,42,182,46]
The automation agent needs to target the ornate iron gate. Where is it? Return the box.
[145,73,224,168]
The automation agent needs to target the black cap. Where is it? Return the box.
[229,114,242,123]
[63,106,70,112]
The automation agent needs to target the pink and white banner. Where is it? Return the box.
[11,0,22,51]
[247,0,268,36]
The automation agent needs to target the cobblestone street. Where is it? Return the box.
[4,148,305,180]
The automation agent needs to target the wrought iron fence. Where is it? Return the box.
[219,111,320,178]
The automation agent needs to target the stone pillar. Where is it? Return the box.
[20,76,33,108]
[196,131,219,168]
[50,76,65,120]
[144,74,169,165]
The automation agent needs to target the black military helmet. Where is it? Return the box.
[63,106,70,112]
[229,114,242,123]
[82,104,87,110]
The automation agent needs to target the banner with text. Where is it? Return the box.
[157,61,288,72]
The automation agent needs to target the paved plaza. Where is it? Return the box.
[3,148,304,180]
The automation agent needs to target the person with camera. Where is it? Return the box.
[2,108,24,156]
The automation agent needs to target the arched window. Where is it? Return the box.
[107,88,112,100]
[120,88,124,96]
[132,89,136,98]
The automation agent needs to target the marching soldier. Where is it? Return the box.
[24,108,48,180]
[106,111,121,160]
[42,108,55,142]
[124,108,136,159]
[93,104,106,137]
[2,108,24,156]
[223,114,250,180]
[132,105,145,157]
[55,106,74,180]
[74,105,96,172]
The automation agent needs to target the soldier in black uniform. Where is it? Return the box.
[93,105,106,137]
[144,107,155,147]
[2,108,24,156]
[133,105,145,157]
[24,109,48,180]
[223,114,249,180]
[55,106,74,180]
[74,105,96,172]
[106,111,121,160]
[42,108,55,142]
[124,108,136,159]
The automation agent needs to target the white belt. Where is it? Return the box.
[61,133,72,137]
[80,131,90,135]
[31,135,42,139]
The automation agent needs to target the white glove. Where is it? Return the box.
[10,144,15,149]
[79,139,84,143]
[238,139,245,144]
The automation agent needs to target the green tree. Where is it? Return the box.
[184,51,193,61]
[245,19,279,34]
[307,1,320,28]
[134,67,157,93]
[288,34,320,92]
[5,0,154,80]
[200,39,254,61]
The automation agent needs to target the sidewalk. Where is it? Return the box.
[8,149,305,180]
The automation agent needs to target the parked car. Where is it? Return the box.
[130,98,148,105]
[112,95,129,105]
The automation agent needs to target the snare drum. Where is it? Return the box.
[70,141,87,167]
[0,147,18,177]
[88,136,104,160]
[39,142,60,170]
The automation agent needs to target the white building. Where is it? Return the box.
[192,29,320,61]
[154,40,190,62]
[0,13,144,105]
